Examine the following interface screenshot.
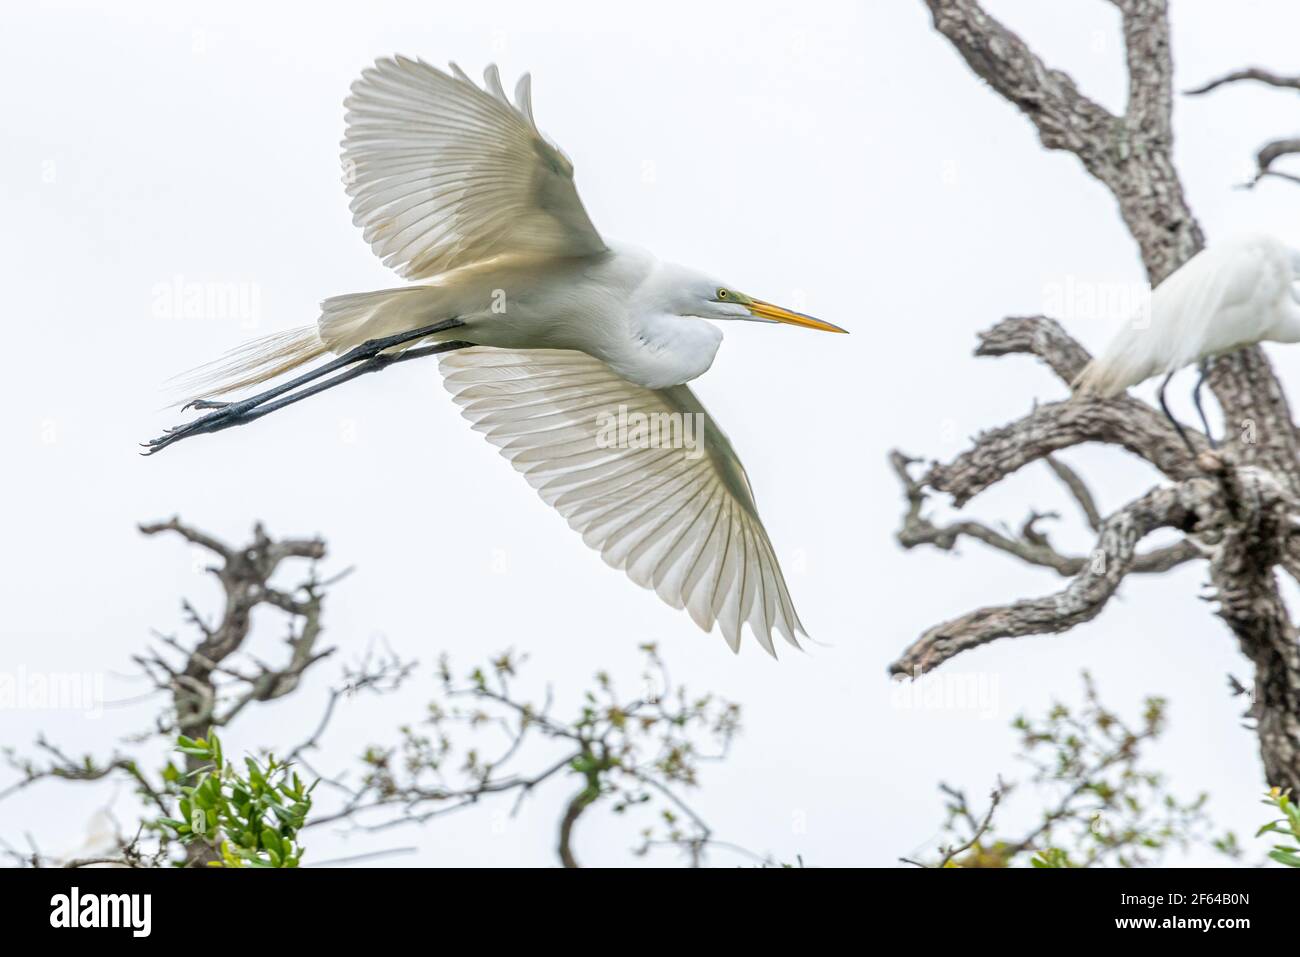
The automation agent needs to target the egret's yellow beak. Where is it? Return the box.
[747,298,848,334]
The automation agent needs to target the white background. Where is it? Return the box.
[3,0,1299,866]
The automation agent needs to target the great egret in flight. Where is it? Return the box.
[145,56,847,656]
[1074,233,1300,449]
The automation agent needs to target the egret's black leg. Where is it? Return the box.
[181,317,466,418]
[1191,360,1217,449]
[235,341,473,426]
[143,319,470,455]
[147,340,473,453]
[1157,369,1197,456]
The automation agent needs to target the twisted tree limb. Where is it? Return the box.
[1186,67,1300,96]
[1186,68,1300,188]
[1206,469,1300,787]
[138,518,333,737]
[135,518,334,863]
[902,0,1300,792]
[892,478,1218,676]
[1247,139,1300,187]
[920,317,1203,510]
[893,450,1198,578]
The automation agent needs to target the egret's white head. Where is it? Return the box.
[651,263,848,333]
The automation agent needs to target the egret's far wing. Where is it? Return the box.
[343,57,607,279]
[438,348,806,655]
[1152,234,1293,367]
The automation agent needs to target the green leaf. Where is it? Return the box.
[261,827,283,857]
[1268,848,1300,868]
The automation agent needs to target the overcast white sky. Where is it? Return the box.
[4,0,1300,867]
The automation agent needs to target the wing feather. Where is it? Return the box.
[343,56,606,278]
[439,347,807,654]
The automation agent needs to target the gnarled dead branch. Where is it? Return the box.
[1186,67,1300,187]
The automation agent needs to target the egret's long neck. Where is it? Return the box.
[605,312,723,390]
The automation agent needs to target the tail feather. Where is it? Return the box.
[169,286,447,406]
[1072,334,1159,399]
[1072,356,1129,398]
[169,327,327,406]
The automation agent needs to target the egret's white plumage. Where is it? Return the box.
[1074,233,1300,397]
[440,348,804,653]
[343,59,607,278]
[165,56,846,655]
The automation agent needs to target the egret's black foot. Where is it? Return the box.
[142,400,263,455]
[1196,450,1226,473]
[184,399,231,411]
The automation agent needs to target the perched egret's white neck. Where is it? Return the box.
[1272,247,1300,342]
[1286,284,1300,330]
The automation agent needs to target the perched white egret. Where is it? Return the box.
[146,56,847,656]
[1074,233,1300,447]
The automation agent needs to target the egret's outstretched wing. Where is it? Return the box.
[343,56,606,279]
[438,348,806,655]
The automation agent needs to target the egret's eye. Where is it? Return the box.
[717,288,729,300]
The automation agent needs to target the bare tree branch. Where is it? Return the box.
[892,451,1198,577]
[1241,137,1300,189]
[137,519,331,747]
[1186,66,1300,189]
[891,479,1217,676]
[901,781,1005,868]
[925,0,1201,281]
[1185,67,1300,96]
[1184,67,1300,188]
[1046,456,1103,532]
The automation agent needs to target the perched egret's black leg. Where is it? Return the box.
[1157,369,1197,456]
[1191,359,1217,449]
[143,318,470,455]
